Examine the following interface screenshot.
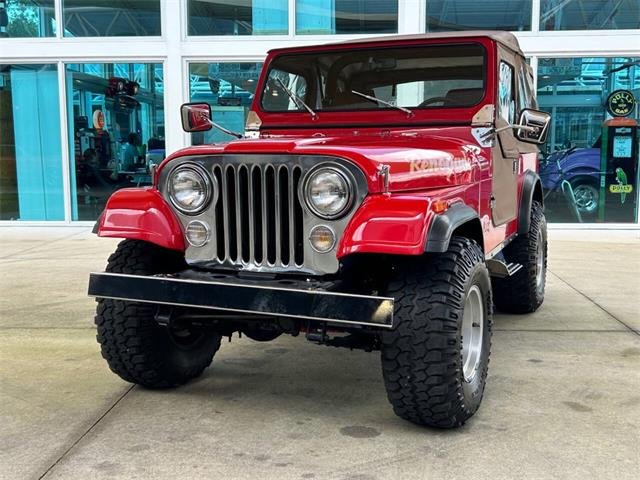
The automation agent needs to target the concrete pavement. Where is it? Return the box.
[1,227,639,480]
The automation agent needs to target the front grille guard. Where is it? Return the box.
[159,155,368,275]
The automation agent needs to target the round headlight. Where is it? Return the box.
[304,167,352,219]
[168,165,211,214]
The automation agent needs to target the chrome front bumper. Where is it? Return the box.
[88,272,394,328]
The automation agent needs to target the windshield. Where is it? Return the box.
[261,43,486,113]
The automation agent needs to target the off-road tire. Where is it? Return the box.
[95,239,222,388]
[381,237,493,428]
[492,201,547,313]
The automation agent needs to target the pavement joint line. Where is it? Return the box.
[493,329,631,333]
[0,229,89,260]
[37,384,135,480]
[548,269,640,337]
[0,327,94,330]
[2,302,95,315]
[0,256,104,263]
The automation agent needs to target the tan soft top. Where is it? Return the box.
[270,31,523,56]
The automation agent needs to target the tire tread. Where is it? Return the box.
[493,201,547,313]
[381,237,492,428]
[95,240,220,388]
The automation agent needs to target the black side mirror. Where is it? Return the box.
[516,108,551,144]
[180,102,213,132]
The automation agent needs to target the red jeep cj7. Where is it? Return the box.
[89,32,551,428]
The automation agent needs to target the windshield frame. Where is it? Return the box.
[258,42,488,116]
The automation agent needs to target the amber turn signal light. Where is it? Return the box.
[432,200,450,214]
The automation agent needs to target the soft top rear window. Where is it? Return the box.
[260,43,486,114]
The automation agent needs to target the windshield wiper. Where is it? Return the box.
[351,90,413,117]
[276,77,317,119]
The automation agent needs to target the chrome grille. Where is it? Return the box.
[162,154,368,275]
[212,163,304,268]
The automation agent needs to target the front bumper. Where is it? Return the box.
[88,271,394,328]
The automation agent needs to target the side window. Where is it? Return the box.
[498,61,516,124]
[517,66,528,113]
[262,69,308,111]
[517,63,536,112]
[525,69,537,109]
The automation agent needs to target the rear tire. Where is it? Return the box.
[381,237,493,428]
[492,201,547,313]
[95,240,222,388]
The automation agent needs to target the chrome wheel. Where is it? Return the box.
[461,285,484,382]
[572,183,598,214]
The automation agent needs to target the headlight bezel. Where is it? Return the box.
[167,163,213,215]
[303,165,355,220]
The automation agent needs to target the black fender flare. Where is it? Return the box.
[92,210,104,234]
[424,203,482,253]
[518,170,544,235]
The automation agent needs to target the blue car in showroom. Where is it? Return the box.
[539,143,602,220]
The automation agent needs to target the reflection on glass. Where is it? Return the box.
[537,57,640,224]
[540,0,640,31]
[426,0,531,31]
[66,63,164,220]
[0,64,63,220]
[63,1,161,37]
[296,0,398,34]
[188,62,263,144]
[2,0,56,37]
[188,0,288,35]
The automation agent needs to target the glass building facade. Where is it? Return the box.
[537,57,640,223]
[1,0,639,226]
[426,0,532,32]
[0,64,63,220]
[66,62,163,220]
[63,1,162,37]
[1,1,56,37]
[188,1,288,36]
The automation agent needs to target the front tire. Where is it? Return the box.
[381,237,493,428]
[95,240,222,388]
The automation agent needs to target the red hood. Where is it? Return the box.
[162,129,487,194]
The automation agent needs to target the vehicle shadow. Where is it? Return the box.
[156,336,479,436]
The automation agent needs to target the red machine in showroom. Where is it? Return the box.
[89,31,551,428]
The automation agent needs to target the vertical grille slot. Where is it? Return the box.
[278,166,290,266]
[265,165,277,265]
[238,165,250,263]
[213,165,225,261]
[250,165,263,264]
[292,166,304,266]
[225,166,237,262]
[208,160,307,269]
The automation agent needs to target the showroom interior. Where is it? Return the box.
[1,0,639,227]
